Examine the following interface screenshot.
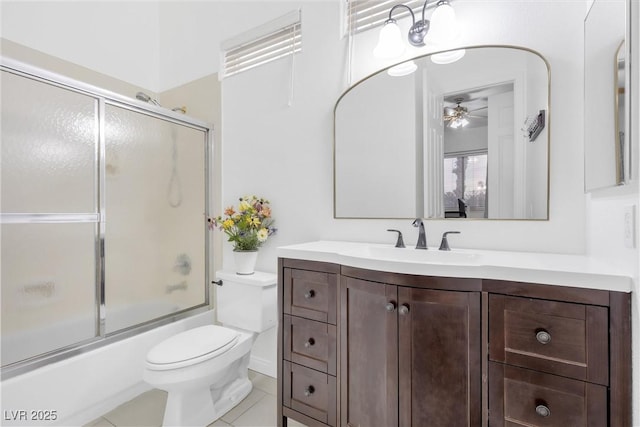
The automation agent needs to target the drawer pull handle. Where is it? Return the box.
[304,338,315,348]
[399,304,410,315]
[535,329,551,345]
[304,386,315,397]
[535,404,551,417]
[304,290,315,299]
[385,302,396,312]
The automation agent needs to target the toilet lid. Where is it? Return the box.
[146,325,239,365]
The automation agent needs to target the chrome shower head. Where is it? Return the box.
[135,91,161,106]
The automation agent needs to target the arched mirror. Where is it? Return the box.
[334,46,550,220]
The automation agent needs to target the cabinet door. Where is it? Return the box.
[398,287,481,427]
[340,277,398,427]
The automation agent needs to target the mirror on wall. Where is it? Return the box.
[334,46,549,220]
[584,0,628,191]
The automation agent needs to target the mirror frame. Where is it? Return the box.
[333,45,551,220]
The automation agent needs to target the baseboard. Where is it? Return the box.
[249,354,276,378]
[56,382,151,427]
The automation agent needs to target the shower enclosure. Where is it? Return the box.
[1,58,212,378]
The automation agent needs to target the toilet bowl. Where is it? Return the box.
[143,271,277,427]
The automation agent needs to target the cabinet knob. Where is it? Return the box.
[535,329,551,345]
[385,302,396,312]
[535,404,551,417]
[304,290,315,299]
[399,304,410,315]
[304,338,315,348]
[304,386,315,397]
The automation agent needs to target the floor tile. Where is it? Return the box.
[84,417,116,427]
[249,371,277,396]
[220,388,266,424]
[231,394,277,427]
[102,389,167,427]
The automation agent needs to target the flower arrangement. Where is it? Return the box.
[209,195,276,251]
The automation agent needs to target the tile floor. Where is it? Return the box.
[85,370,306,427]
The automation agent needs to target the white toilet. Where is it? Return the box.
[143,270,277,427]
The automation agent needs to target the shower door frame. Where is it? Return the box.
[1,57,214,380]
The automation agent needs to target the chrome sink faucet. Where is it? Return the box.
[412,218,427,249]
[387,229,406,248]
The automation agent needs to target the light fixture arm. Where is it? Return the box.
[386,0,438,47]
[373,0,457,62]
[386,4,416,26]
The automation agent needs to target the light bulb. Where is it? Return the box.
[429,1,459,44]
[373,21,406,59]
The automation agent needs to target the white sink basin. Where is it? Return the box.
[346,245,483,265]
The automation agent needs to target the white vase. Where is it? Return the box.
[233,250,258,275]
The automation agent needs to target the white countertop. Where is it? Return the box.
[277,240,633,293]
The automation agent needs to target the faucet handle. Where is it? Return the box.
[439,231,461,251]
[386,229,406,248]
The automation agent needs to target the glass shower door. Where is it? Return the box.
[103,105,207,333]
[1,60,211,373]
[1,70,99,366]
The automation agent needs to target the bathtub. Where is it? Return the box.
[0,309,215,426]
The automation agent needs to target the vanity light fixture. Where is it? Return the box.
[373,0,459,60]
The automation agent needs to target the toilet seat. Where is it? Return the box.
[146,325,239,371]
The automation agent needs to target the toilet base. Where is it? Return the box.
[162,377,252,427]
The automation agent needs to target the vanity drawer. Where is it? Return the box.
[284,268,337,324]
[489,362,607,426]
[283,315,337,375]
[489,294,608,385]
[283,361,337,427]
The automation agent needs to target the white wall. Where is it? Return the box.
[0,1,162,92]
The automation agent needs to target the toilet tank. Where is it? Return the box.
[215,270,277,333]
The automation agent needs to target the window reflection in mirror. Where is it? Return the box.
[444,153,487,218]
[334,46,549,220]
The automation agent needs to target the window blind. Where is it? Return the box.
[346,0,431,35]
[221,11,301,79]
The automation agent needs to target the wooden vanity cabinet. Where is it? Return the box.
[277,259,632,427]
[339,276,481,427]
[486,281,631,427]
[279,259,340,427]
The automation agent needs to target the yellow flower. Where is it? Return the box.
[222,219,235,230]
[257,228,269,242]
[239,200,251,212]
[250,217,261,227]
